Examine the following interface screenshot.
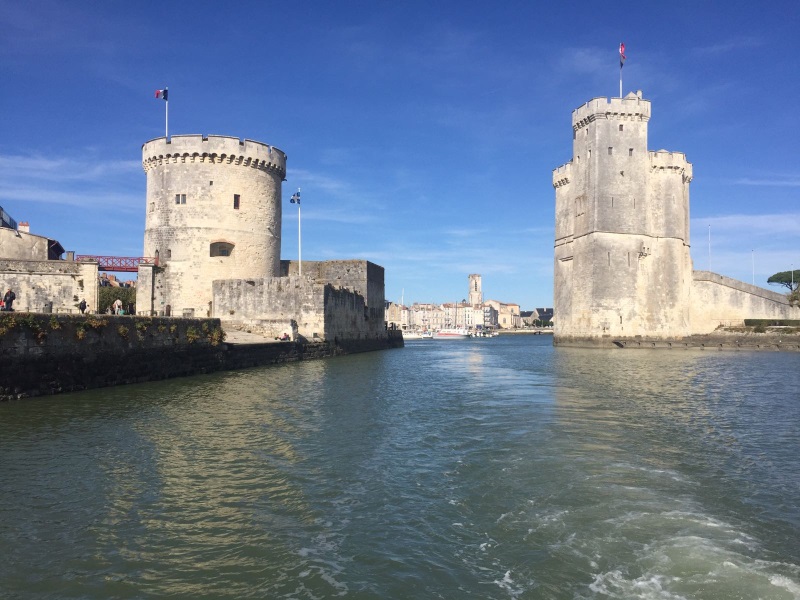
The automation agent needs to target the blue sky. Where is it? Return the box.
[1,1,798,308]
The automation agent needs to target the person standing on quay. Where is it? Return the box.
[78,299,87,314]
[3,289,16,311]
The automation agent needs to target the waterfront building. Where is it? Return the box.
[485,299,521,329]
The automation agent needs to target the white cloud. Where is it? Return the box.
[690,37,763,57]
[732,177,800,187]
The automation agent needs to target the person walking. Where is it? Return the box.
[3,289,16,311]
[78,299,87,314]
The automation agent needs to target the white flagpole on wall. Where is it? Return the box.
[298,189,302,277]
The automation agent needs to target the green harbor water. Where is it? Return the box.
[1,335,798,599]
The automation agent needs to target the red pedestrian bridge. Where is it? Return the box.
[75,255,159,273]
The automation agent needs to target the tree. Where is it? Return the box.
[767,270,800,291]
[98,287,136,314]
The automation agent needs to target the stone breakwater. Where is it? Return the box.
[0,314,403,401]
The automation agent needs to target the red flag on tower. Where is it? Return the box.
[619,43,626,68]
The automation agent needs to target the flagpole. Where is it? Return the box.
[620,64,622,98]
[165,97,169,138]
[708,225,711,271]
[297,188,302,277]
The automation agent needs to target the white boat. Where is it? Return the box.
[433,328,470,340]
[403,330,433,341]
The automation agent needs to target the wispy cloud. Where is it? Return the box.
[690,37,763,57]
[731,177,800,187]
[284,167,383,225]
[0,153,141,211]
[694,212,800,236]
[0,155,140,182]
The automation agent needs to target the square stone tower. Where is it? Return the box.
[468,273,482,305]
[552,92,693,345]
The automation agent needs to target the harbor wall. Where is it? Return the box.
[0,314,403,401]
[690,271,798,333]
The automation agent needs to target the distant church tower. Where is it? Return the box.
[139,135,286,317]
[552,92,693,344]
[468,274,483,305]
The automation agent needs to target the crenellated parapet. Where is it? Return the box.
[572,92,651,132]
[142,135,286,179]
[552,162,572,188]
[649,150,693,182]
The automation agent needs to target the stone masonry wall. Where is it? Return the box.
[0,314,225,400]
[0,313,403,401]
[0,227,52,261]
[212,274,384,341]
[280,259,386,326]
[213,275,326,340]
[690,271,798,333]
[0,259,98,313]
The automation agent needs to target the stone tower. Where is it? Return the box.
[139,135,286,317]
[552,92,693,344]
[468,273,482,305]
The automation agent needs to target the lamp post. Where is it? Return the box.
[290,188,301,276]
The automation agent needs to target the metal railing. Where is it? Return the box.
[75,255,159,272]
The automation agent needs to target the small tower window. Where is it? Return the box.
[175,194,186,205]
[608,147,613,155]
[629,148,633,156]
[149,202,155,212]
[233,194,240,210]
[165,249,172,259]
[210,242,235,257]
[619,124,624,131]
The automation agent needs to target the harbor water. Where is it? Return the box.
[1,335,798,599]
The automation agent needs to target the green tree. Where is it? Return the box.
[790,288,800,308]
[767,270,800,291]
[98,287,136,314]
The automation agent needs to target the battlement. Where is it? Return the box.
[552,162,572,188]
[649,150,693,180]
[572,92,651,130]
[142,135,286,178]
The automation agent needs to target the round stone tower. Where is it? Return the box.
[141,135,286,317]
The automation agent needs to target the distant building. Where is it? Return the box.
[468,274,483,305]
[485,299,520,329]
